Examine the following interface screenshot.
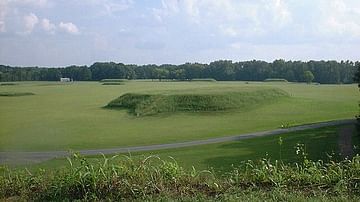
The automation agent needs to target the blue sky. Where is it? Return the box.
[0,0,359,66]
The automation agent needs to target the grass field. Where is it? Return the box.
[26,124,357,172]
[0,81,358,152]
[140,124,358,171]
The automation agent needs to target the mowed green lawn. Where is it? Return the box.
[0,81,358,151]
[27,124,356,172]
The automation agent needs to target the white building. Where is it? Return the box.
[60,77,71,82]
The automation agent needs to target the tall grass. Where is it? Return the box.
[106,89,289,116]
[1,152,360,201]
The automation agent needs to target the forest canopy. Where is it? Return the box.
[0,59,357,84]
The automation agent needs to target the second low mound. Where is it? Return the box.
[106,88,289,116]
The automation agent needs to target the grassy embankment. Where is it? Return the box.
[264,78,288,82]
[100,79,126,85]
[106,88,288,116]
[0,92,34,97]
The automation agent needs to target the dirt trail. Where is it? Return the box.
[338,124,355,159]
[0,119,356,165]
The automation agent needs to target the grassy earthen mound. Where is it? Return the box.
[0,92,34,97]
[106,88,289,116]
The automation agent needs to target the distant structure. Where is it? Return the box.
[60,78,71,82]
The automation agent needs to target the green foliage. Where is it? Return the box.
[304,70,315,83]
[106,89,289,116]
[354,62,360,88]
[0,92,34,96]
[1,154,360,201]
[264,78,288,82]
[355,62,360,134]
[0,60,357,84]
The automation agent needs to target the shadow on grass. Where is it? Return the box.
[202,126,341,172]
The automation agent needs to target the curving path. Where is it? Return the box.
[0,119,356,164]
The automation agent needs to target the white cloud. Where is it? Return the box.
[0,0,8,32]
[24,13,38,34]
[263,0,292,27]
[0,0,50,33]
[319,0,360,37]
[94,34,110,50]
[220,26,238,37]
[0,21,4,32]
[41,18,55,33]
[104,0,133,14]
[11,0,48,7]
[152,0,292,37]
[80,0,134,16]
[59,22,79,35]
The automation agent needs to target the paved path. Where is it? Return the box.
[0,119,356,164]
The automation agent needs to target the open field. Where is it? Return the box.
[0,81,358,152]
[23,123,357,172]
[0,119,353,166]
[140,124,358,171]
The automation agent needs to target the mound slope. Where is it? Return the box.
[106,88,289,116]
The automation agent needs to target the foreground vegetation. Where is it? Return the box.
[1,152,360,201]
[0,81,357,151]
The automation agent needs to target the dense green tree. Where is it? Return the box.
[61,65,92,81]
[153,68,169,81]
[355,62,360,134]
[304,70,315,83]
[174,69,186,80]
[0,60,357,84]
[207,60,235,80]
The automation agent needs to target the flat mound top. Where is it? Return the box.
[100,79,128,82]
[102,82,124,85]
[106,88,289,116]
[264,78,288,82]
[0,92,35,97]
[0,83,18,86]
[142,86,271,95]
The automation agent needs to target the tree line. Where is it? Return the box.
[0,59,357,84]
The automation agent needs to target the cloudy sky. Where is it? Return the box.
[0,0,359,66]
